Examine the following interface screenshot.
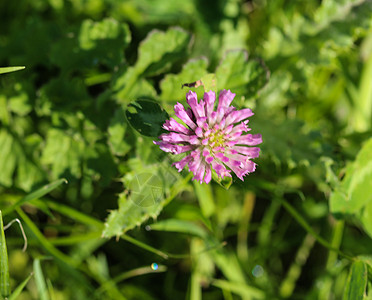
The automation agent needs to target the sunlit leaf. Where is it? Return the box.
[216,50,269,99]
[343,261,367,300]
[330,138,372,215]
[0,66,25,75]
[0,129,44,191]
[147,219,208,238]
[160,58,209,101]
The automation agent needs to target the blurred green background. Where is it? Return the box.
[1,0,372,299]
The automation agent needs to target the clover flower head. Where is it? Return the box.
[154,89,262,184]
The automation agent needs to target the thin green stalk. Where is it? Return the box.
[276,198,354,261]
[95,265,167,296]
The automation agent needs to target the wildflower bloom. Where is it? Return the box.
[154,90,262,184]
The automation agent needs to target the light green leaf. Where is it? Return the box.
[330,138,372,215]
[216,50,269,98]
[33,259,50,300]
[160,58,209,101]
[102,162,188,238]
[147,219,208,238]
[0,66,25,75]
[116,27,192,101]
[41,128,84,179]
[193,182,215,217]
[0,211,10,298]
[0,129,44,191]
[108,108,131,156]
[343,261,367,300]
[135,27,192,76]
[3,178,67,216]
[211,279,265,299]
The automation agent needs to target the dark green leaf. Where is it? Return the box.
[126,100,169,137]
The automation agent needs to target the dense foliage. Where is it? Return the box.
[1,0,372,299]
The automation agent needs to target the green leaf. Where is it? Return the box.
[0,211,10,298]
[41,128,84,179]
[146,219,208,238]
[216,50,269,98]
[193,182,215,217]
[50,19,131,71]
[115,27,192,101]
[126,99,169,137]
[135,27,192,76]
[343,261,367,300]
[33,258,50,300]
[2,178,67,216]
[0,66,25,75]
[211,279,264,299]
[8,273,33,300]
[108,108,131,156]
[255,117,327,168]
[0,129,44,191]
[330,138,372,216]
[160,58,209,101]
[102,162,188,238]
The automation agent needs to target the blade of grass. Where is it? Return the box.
[3,179,67,216]
[48,231,102,246]
[279,233,316,298]
[0,66,25,74]
[8,273,33,300]
[0,211,10,298]
[43,199,103,229]
[95,265,167,296]
[211,279,265,299]
[33,258,50,300]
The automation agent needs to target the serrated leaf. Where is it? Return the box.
[0,129,44,191]
[41,127,115,189]
[135,27,192,77]
[216,50,269,98]
[102,192,165,238]
[255,117,326,168]
[126,100,169,137]
[343,261,367,300]
[50,19,131,71]
[0,66,25,75]
[41,128,84,179]
[114,67,158,103]
[102,159,184,238]
[115,28,192,102]
[160,58,209,101]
